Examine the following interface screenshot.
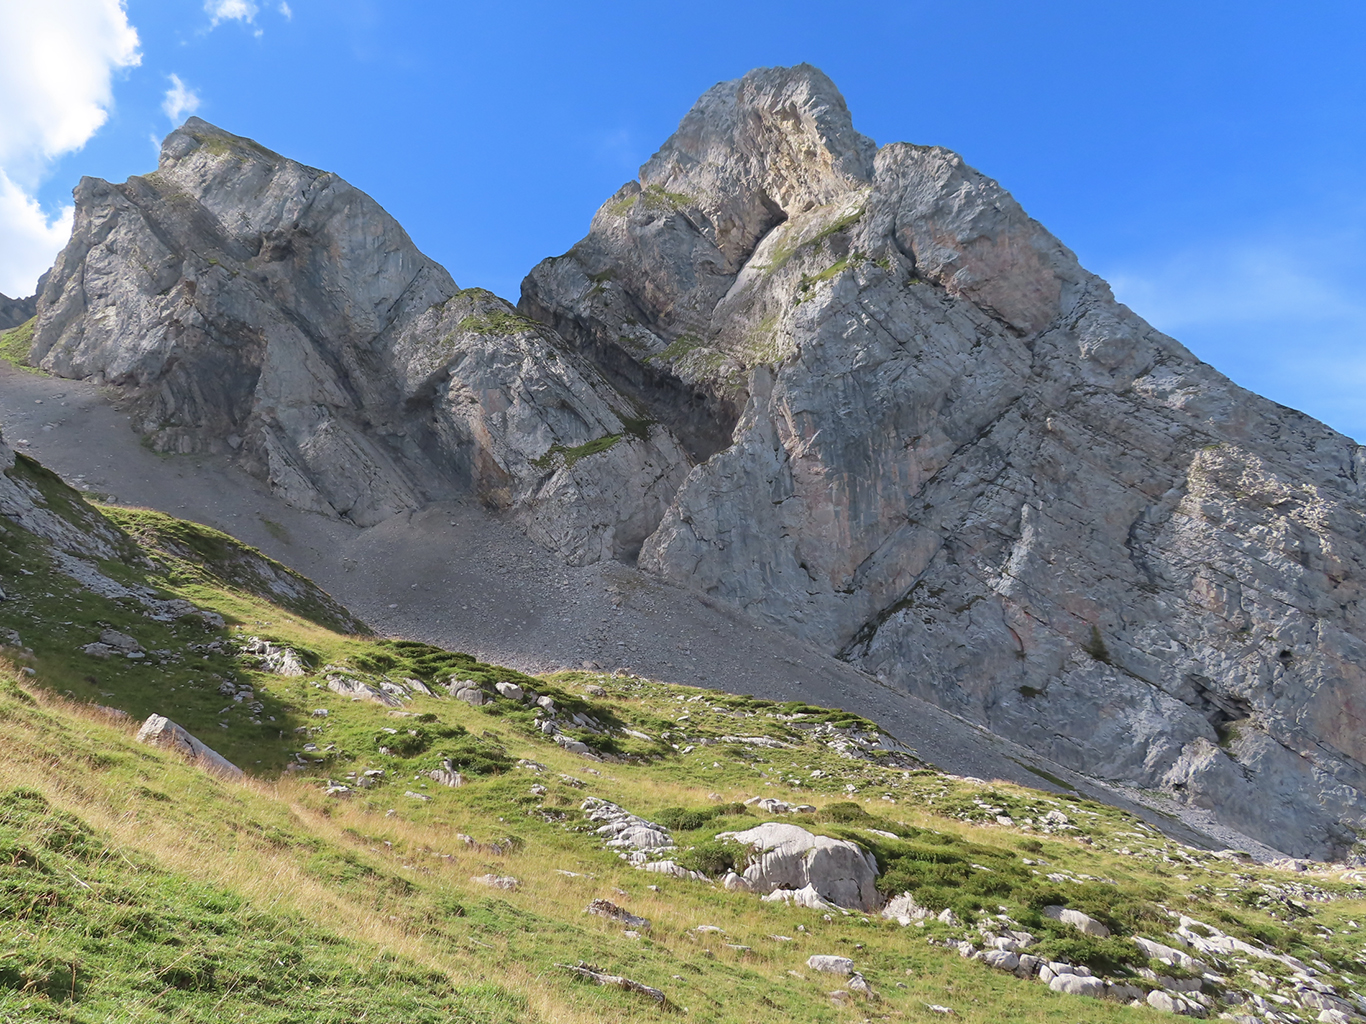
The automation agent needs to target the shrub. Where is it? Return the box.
[1028,934,1145,975]
[816,802,874,823]
[676,838,749,877]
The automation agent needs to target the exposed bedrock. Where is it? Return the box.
[523,65,1366,858]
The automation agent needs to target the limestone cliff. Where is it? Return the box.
[30,119,686,562]
[522,65,1366,858]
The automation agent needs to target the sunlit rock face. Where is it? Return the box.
[523,65,1366,858]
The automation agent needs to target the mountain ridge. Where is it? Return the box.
[6,66,1365,858]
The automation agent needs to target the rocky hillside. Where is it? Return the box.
[12,68,1366,860]
[5,441,1366,1024]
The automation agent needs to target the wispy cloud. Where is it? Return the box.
[278,2,292,19]
[0,0,141,296]
[1107,232,1366,440]
[162,74,201,125]
[205,0,258,28]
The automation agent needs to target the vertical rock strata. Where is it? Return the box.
[521,65,1366,857]
[29,118,687,563]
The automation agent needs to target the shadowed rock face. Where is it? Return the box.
[522,65,1366,858]
[30,118,687,563]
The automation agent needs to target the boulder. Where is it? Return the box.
[453,685,489,706]
[1042,905,1110,938]
[554,734,600,758]
[980,950,1019,972]
[717,822,880,911]
[806,955,854,975]
[1050,974,1106,998]
[882,892,932,925]
[99,629,140,651]
[586,899,651,931]
[136,715,243,779]
[847,973,875,997]
[327,675,401,707]
[429,762,466,788]
[1106,983,1146,1003]
[760,884,838,911]
[471,874,519,890]
[242,637,306,676]
[495,682,525,701]
[1133,936,1206,971]
[1147,990,1194,1015]
[641,860,707,881]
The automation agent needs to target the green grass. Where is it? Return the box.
[0,788,529,1024]
[98,504,365,634]
[5,446,1366,1023]
[0,317,40,372]
[457,309,542,336]
[762,205,866,274]
[530,435,623,471]
[609,184,694,218]
[649,334,704,364]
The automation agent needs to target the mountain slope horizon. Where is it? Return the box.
[4,64,1365,859]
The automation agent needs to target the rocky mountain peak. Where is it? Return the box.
[639,63,877,265]
[18,66,1366,858]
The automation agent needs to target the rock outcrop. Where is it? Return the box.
[30,118,687,563]
[0,291,36,330]
[135,714,243,778]
[718,821,881,910]
[522,65,1366,858]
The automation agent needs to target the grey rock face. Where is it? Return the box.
[0,292,36,331]
[31,118,687,562]
[523,65,1366,858]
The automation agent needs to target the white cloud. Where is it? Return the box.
[0,0,141,176]
[279,2,292,19]
[205,0,259,27]
[1108,244,1366,334]
[0,172,74,298]
[0,0,141,296]
[162,74,201,124]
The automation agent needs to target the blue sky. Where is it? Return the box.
[2,0,1364,438]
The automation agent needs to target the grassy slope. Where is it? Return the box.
[3,456,1366,1023]
[0,317,37,371]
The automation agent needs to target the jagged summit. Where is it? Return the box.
[14,66,1366,857]
[0,291,35,330]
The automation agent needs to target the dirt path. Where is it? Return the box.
[0,363,1285,858]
